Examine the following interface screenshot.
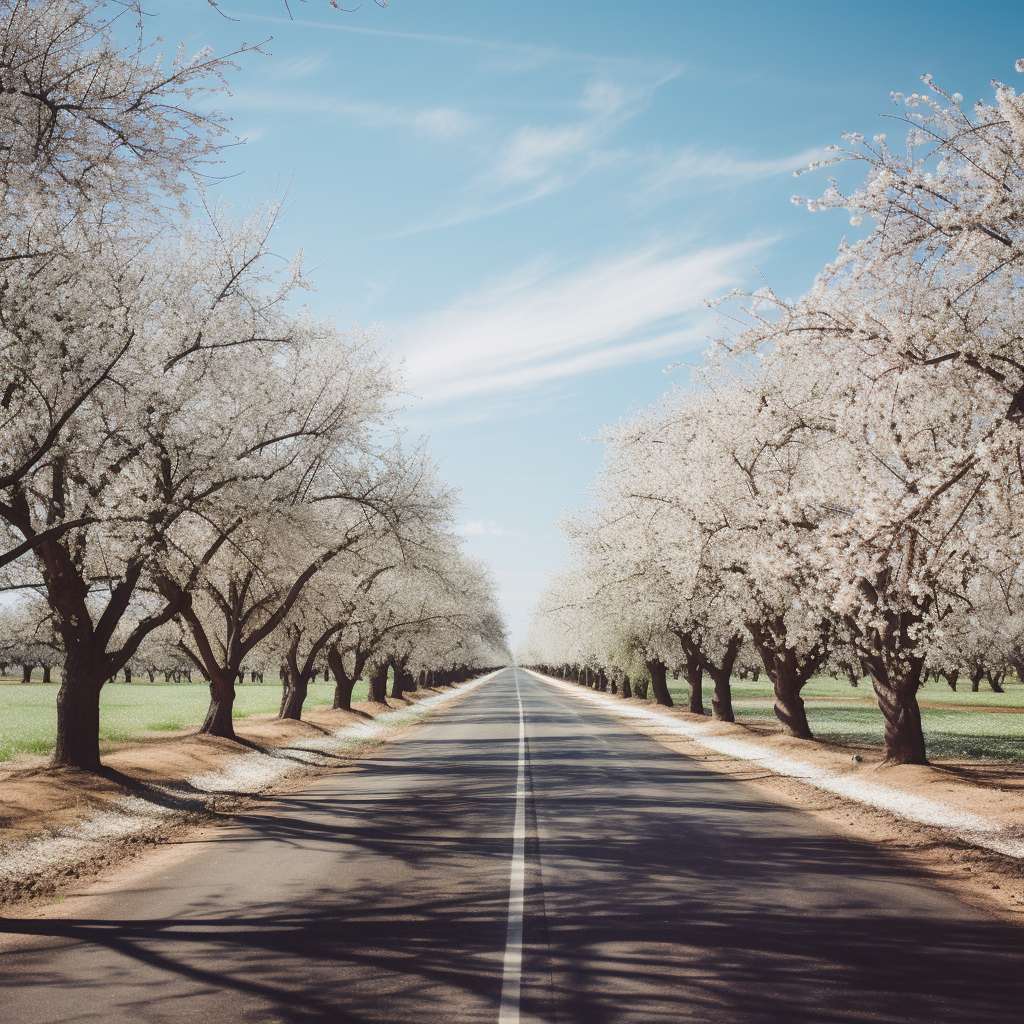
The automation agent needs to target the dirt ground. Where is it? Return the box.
[0,686,469,908]
[551,679,1024,925]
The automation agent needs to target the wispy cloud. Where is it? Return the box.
[483,68,677,194]
[230,11,679,79]
[643,146,826,191]
[398,239,764,403]
[229,90,479,139]
[459,520,528,538]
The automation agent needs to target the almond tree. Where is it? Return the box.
[0,0,249,541]
[711,68,1024,762]
[164,329,453,736]
[0,213,318,770]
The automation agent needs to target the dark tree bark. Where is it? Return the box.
[620,674,632,699]
[199,669,237,739]
[646,658,672,707]
[42,665,51,684]
[942,669,959,692]
[279,675,308,720]
[676,633,705,715]
[328,644,365,711]
[368,661,389,703]
[850,576,930,765]
[772,652,813,739]
[21,664,34,683]
[390,658,406,700]
[985,671,1005,694]
[53,652,105,772]
[745,617,824,741]
[279,637,310,721]
[706,636,741,723]
[863,655,928,764]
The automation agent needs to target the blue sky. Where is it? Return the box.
[150,0,1024,645]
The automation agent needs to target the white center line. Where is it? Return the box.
[498,668,527,1024]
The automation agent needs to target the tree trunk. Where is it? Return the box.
[707,637,741,723]
[21,664,33,683]
[328,646,358,710]
[52,653,106,771]
[277,663,291,716]
[369,662,388,703]
[943,670,958,692]
[683,656,704,715]
[771,653,813,739]
[675,633,706,714]
[279,644,308,721]
[390,664,404,700]
[620,674,632,699]
[199,673,237,739]
[646,659,673,707]
[746,620,817,740]
[42,665,52,685]
[123,666,132,683]
[986,671,1005,694]
[864,657,928,765]
[279,677,308,720]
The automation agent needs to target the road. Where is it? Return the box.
[2,668,1022,1023]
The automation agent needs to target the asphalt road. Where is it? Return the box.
[2,668,1022,1023]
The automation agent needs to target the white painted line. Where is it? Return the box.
[498,669,527,1024]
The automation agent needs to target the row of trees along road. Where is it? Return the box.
[0,1,510,772]
[519,65,1024,766]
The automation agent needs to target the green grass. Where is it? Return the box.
[665,674,1023,763]
[0,677,372,762]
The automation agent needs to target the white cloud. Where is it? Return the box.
[229,90,479,139]
[276,54,328,79]
[485,68,676,195]
[644,146,826,191]
[397,239,763,403]
[459,520,528,538]
[493,123,595,184]
[413,107,477,138]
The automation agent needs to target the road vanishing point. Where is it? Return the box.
[2,668,1023,1023]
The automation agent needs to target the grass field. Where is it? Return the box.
[0,678,371,762]
[4,672,1020,764]
[667,675,1024,762]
